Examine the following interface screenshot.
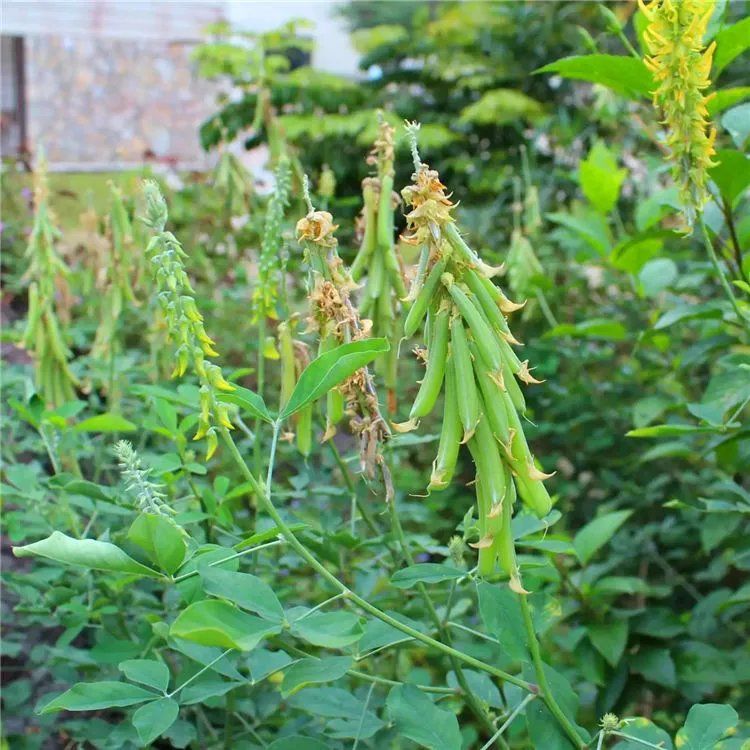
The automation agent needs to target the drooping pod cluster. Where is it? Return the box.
[640,0,717,229]
[296,182,391,490]
[141,180,235,459]
[397,125,553,584]
[350,118,407,412]
[20,151,80,407]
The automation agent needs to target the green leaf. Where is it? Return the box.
[714,17,750,75]
[579,141,626,214]
[387,684,462,750]
[74,413,137,433]
[459,88,544,125]
[288,687,385,740]
[132,697,180,746]
[390,563,465,589]
[217,385,274,423]
[290,611,364,648]
[573,510,632,564]
[709,149,750,205]
[546,319,627,341]
[119,659,170,692]
[170,600,281,651]
[723,103,750,149]
[627,424,718,438]
[654,301,725,329]
[40,682,157,713]
[630,648,677,688]
[639,258,678,297]
[675,704,739,750]
[280,656,352,697]
[708,87,750,117]
[199,567,284,622]
[128,514,186,575]
[13,531,160,577]
[588,620,628,666]
[477,582,528,661]
[536,55,653,99]
[279,338,389,419]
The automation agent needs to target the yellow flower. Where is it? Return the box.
[640,0,717,229]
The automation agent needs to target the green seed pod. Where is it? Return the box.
[473,476,496,577]
[444,276,502,374]
[469,411,507,508]
[296,403,313,457]
[471,344,510,443]
[408,303,450,421]
[450,315,480,442]
[443,223,502,278]
[494,471,524,592]
[463,268,512,336]
[368,246,386,300]
[404,255,447,338]
[428,351,462,491]
[350,180,378,282]
[502,359,526,415]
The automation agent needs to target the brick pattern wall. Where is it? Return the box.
[26,35,219,169]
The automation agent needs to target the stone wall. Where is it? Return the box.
[26,35,219,169]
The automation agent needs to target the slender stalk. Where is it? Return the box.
[389,498,498,740]
[596,729,606,750]
[219,424,533,692]
[519,594,585,748]
[347,670,458,695]
[254,315,267,481]
[352,683,375,750]
[172,539,284,583]
[168,649,231,698]
[699,217,750,333]
[479,693,536,750]
[610,731,668,749]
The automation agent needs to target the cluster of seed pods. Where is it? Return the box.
[296,185,391,488]
[350,118,407,413]
[397,129,554,584]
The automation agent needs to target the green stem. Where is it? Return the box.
[254,314,267,481]
[479,693,536,750]
[699,217,750,333]
[168,649,231,698]
[519,594,585,749]
[610,731,667,749]
[347,669,458,695]
[220,424,532,692]
[389,498,498,740]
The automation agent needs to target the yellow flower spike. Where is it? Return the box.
[641,0,718,228]
[205,429,219,461]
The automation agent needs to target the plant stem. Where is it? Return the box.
[479,693,536,750]
[610,731,667,749]
[518,594,585,749]
[254,314,267,483]
[699,217,750,333]
[220,424,533,692]
[388,498,498,741]
[168,649,231,698]
[347,669,458,694]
